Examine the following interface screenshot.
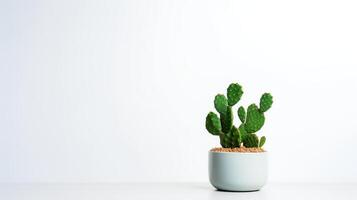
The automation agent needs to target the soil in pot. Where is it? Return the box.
[210,147,265,153]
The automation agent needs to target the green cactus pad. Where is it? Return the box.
[238,124,247,140]
[220,106,233,133]
[219,135,228,148]
[227,83,243,106]
[260,93,273,112]
[245,104,265,133]
[218,127,243,148]
[205,112,222,135]
[259,136,266,147]
[232,126,239,137]
[220,132,233,148]
[226,132,234,147]
[243,133,259,147]
[214,94,228,114]
[238,106,246,123]
[231,126,242,147]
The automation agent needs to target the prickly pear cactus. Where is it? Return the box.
[219,126,241,148]
[227,83,243,106]
[238,106,246,123]
[231,126,241,147]
[214,94,228,114]
[260,93,273,112]
[220,106,233,133]
[238,124,247,140]
[243,133,259,148]
[244,104,265,134]
[205,83,273,148]
[259,136,266,147]
[205,112,221,135]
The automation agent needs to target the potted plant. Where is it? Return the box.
[205,83,273,191]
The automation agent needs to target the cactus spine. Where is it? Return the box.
[205,83,273,148]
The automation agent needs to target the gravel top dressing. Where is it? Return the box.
[211,147,265,153]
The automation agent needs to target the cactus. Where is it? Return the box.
[214,94,228,114]
[231,126,242,147]
[220,106,233,133]
[205,112,221,135]
[259,136,266,147]
[238,124,247,140]
[205,83,273,148]
[238,106,246,123]
[244,104,265,133]
[260,93,273,112]
[219,126,241,148]
[243,133,259,148]
[227,83,243,106]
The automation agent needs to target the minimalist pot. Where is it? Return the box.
[209,151,268,191]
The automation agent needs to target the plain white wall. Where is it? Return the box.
[1,0,357,183]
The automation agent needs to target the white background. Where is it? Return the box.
[1,0,357,183]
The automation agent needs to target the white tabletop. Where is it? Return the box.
[1,182,356,200]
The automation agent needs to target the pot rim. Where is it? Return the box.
[209,150,268,154]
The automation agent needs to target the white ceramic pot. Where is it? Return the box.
[209,151,268,191]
